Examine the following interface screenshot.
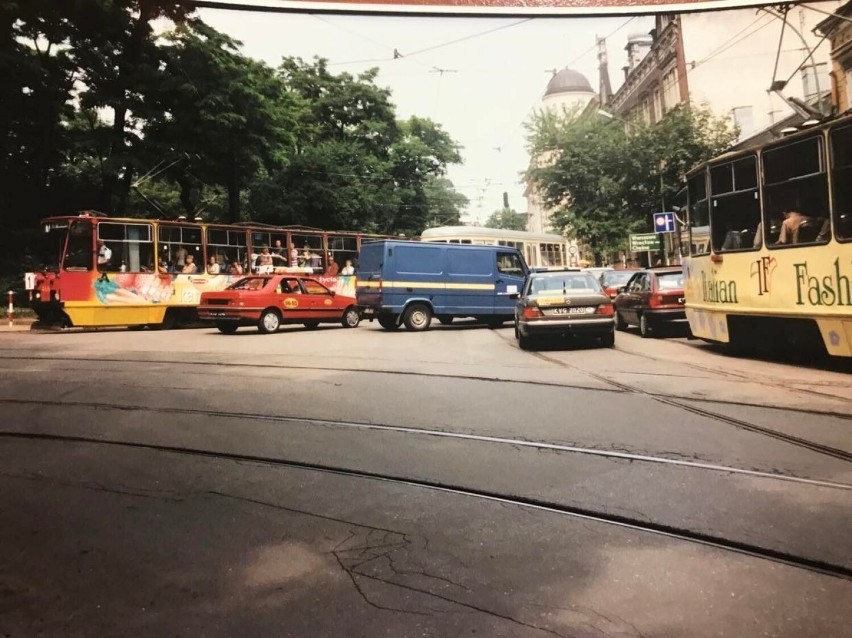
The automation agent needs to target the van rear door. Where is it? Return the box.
[355,241,385,310]
[494,250,527,316]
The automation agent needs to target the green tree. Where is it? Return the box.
[146,22,295,222]
[525,104,736,263]
[485,208,526,230]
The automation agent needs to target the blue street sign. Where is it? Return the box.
[654,211,676,234]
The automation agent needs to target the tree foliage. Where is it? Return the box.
[0,8,466,273]
[525,104,737,261]
[485,208,526,231]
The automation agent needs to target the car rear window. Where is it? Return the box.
[531,274,601,294]
[602,271,634,286]
[657,272,684,290]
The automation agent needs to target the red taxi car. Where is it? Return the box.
[198,275,361,334]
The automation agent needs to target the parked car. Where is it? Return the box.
[600,269,639,299]
[198,275,361,334]
[513,269,615,349]
[613,267,686,338]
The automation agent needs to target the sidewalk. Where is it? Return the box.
[0,318,36,333]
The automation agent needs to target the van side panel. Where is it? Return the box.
[389,244,445,311]
[445,247,495,314]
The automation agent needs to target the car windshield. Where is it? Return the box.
[657,272,685,290]
[530,274,601,294]
[601,271,635,286]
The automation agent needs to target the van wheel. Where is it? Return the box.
[378,316,399,330]
[403,304,432,331]
[518,333,533,350]
[216,322,239,334]
[258,309,281,334]
[341,307,361,328]
[614,310,627,331]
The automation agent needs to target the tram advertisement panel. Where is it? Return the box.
[684,251,852,356]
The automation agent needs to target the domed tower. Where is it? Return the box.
[542,67,596,113]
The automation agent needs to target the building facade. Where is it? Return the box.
[816,0,852,113]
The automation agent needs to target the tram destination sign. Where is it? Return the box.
[629,233,660,252]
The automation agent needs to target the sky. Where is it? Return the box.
[197,8,655,223]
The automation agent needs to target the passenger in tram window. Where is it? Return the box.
[289,242,298,267]
[97,240,112,270]
[776,210,808,244]
[326,253,339,276]
[181,254,198,273]
[207,256,220,274]
[255,246,274,269]
[341,259,355,276]
[158,259,170,274]
[174,244,188,268]
[230,259,243,275]
[272,240,284,255]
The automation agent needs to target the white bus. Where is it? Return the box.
[420,226,571,268]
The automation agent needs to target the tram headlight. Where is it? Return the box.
[34,292,41,299]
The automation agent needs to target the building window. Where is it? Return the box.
[662,68,679,113]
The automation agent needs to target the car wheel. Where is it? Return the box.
[518,332,533,350]
[258,309,281,334]
[216,322,239,334]
[377,315,399,330]
[639,313,654,338]
[303,320,320,330]
[403,303,432,331]
[341,307,361,328]
[614,309,627,331]
[437,316,454,325]
[600,330,615,348]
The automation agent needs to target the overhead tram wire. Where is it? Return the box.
[327,17,533,67]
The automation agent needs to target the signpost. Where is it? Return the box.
[653,211,676,233]
[629,233,659,252]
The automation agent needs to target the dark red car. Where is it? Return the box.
[198,275,361,334]
[613,267,686,338]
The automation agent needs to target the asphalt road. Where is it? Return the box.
[1,320,850,637]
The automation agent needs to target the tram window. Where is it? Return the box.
[159,225,204,271]
[328,235,358,273]
[291,233,324,271]
[206,227,248,273]
[687,172,710,256]
[98,222,154,272]
[710,157,760,252]
[831,123,852,241]
[763,136,829,248]
[64,221,93,270]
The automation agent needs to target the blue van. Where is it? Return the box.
[356,240,528,330]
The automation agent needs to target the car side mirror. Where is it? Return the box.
[509,292,519,299]
[330,291,336,297]
[617,286,626,294]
